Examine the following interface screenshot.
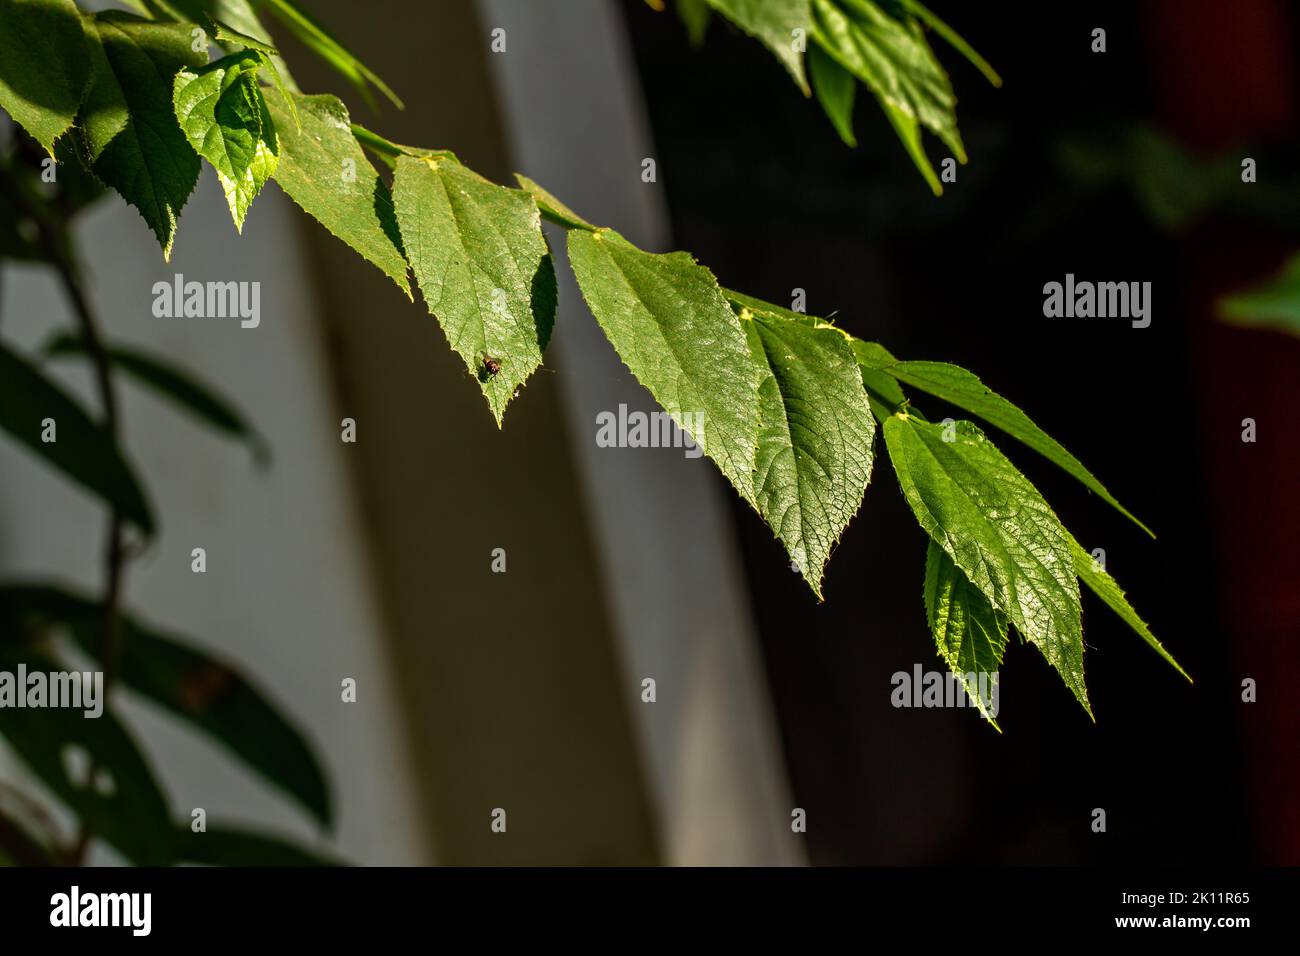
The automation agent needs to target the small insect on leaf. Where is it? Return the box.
[480,353,502,381]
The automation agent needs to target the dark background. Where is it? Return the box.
[625,0,1300,865]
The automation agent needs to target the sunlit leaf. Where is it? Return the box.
[394,156,556,424]
[885,415,1089,714]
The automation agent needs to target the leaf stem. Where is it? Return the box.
[56,260,129,866]
[537,207,583,230]
[350,123,403,158]
[904,0,1003,88]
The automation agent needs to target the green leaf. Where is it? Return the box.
[79,12,209,258]
[204,16,278,56]
[719,292,898,464]
[809,42,857,147]
[197,18,298,128]
[811,0,963,173]
[42,333,269,466]
[722,287,812,322]
[0,584,331,829]
[259,0,402,109]
[924,538,1007,727]
[739,304,874,597]
[51,138,114,217]
[514,174,596,231]
[173,51,278,231]
[878,94,943,195]
[170,823,342,866]
[1219,252,1300,337]
[902,0,1001,87]
[1069,538,1190,681]
[265,91,411,297]
[676,0,713,47]
[705,0,812,93]
[568,228,760,502]
[351,123,443,167]
[0,340,155,535]
[883,360,1153,537]
[884,415,1090,715]
[394,156,556,424]
[0,0,92,156]
[135,0,301,92]
[0,646,172,865]
[849,338,909,420]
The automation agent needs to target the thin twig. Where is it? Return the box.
[47,250,127,681]
[55,252,127,866]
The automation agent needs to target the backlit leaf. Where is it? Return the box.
[265,91,410,296]
[133,0,301,91]
[569,228,760,502]
[1068,538,1189,680]
[514,174,595,231]
[809,41,857,147]
[394,156,556,424]
[79,12,208,258]
[884,360,1153,536]
[884,414,1089,714]
[849,338,909,420]
[739,303,874,596]
[173,51,278,230]
[924,538,1007,727]
[259,0,401,109]
[0,0,92,156]
[902,0,1001,87]
[811,0,961,187]
[705,0,812,93]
